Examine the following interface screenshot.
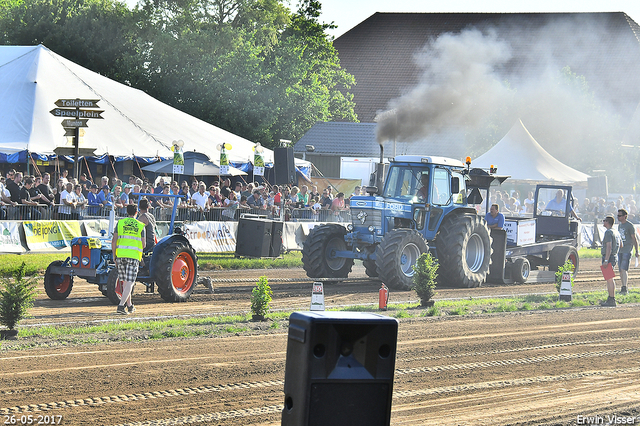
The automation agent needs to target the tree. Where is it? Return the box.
[0,0,139,82]
[134,0,356,147]
[0,0,357,149]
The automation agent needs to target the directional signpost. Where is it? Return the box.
[51,98,103,180]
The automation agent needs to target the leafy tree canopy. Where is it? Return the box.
[0,0,357,148]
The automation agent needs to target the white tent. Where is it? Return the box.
[0,45,308,172]
[473,120,589,184]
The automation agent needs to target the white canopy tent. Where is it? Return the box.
[0,45,309,173]
[473,120,589,184]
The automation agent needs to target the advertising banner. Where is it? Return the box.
[219,143,231,175]
[22,221,82,251]
[253,143,265,176]
[182,221,238,252]
[0,222,25,253]
[173,145,184,174]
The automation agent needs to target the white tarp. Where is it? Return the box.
[0,45,309,169]
[474,120,590,183]
[0,222,25,253]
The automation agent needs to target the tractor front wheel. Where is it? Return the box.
[44,260,73,300]
[375,229,428,290]
[154,242,198,302]
[302,224,354,278]
[106,268,124,305]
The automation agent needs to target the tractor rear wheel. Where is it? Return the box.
[44,260,73,300]
[154,241,198,302]
[106,267,124,305]
[436,214,491,288]
[302,224,354,278]
[375,229,428,290]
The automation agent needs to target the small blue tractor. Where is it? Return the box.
[43,193,205,303]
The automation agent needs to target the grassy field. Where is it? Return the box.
[3,288,635,350]
[0,248,599,277]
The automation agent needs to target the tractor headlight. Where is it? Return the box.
[81,257,90,266]
[346,224,354,231]
[368,225,375,233]
[71,256,79,265]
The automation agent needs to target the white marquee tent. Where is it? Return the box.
[0,44,308,173]
[473,120,590,184]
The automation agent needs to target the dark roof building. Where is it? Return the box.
[294,121,465,178]
[297,12,640,182]
[334,12,640,123]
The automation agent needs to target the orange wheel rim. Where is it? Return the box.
[171,253,195,293]
[55,275,71,294]
[116,280,124,298]
[569,253,578,269]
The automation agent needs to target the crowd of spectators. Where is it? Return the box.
[0,169,353,223]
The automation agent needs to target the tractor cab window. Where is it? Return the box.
[537,187,572,217]
[383,166,429,202]
[452,171,466,204]
[432,168,451,205]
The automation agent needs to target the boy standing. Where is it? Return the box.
[601,215,622,307]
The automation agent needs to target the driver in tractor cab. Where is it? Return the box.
[416,173,429,201]
[416,172,439,203]
[545,189,581,220]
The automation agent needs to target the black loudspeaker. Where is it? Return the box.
[270,220,283,257]
[587,176,608,199]
[281,312,398,426]
[235,218,272,257]
[274,147,296,185]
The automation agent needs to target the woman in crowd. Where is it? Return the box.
[222,190,239,221]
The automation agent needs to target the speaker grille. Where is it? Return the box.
[309,383,390,426]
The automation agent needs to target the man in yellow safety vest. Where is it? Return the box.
[111,204,146,314]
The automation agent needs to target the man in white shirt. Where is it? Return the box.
[191,182,210,221]
[58,183,75,220]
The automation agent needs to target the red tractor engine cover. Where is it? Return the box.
[71,237,102,269]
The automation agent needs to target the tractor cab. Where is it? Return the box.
[533,185,579,239]
[374,156,469,240]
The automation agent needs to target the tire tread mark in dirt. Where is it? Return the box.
[397,335,634,363]
[396,347,640,375]
[113,405,284,426]
[2,348,638,415]
[30,366,640,426]
[0,380,285,415]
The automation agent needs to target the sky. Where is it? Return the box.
[314,0,640,38]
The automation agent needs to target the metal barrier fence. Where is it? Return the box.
[0,204,352,223]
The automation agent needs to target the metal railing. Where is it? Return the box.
[0,203,352,223]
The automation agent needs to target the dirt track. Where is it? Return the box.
[1,258,640,425]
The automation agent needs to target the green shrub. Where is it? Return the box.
[0,263,38,331]
[425,305,440,317]
[555,260,575,293]
[250,276,273,317]
[412,252,438,306]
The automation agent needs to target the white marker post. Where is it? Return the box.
[310,282,325,311]
[559,271,572,302]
